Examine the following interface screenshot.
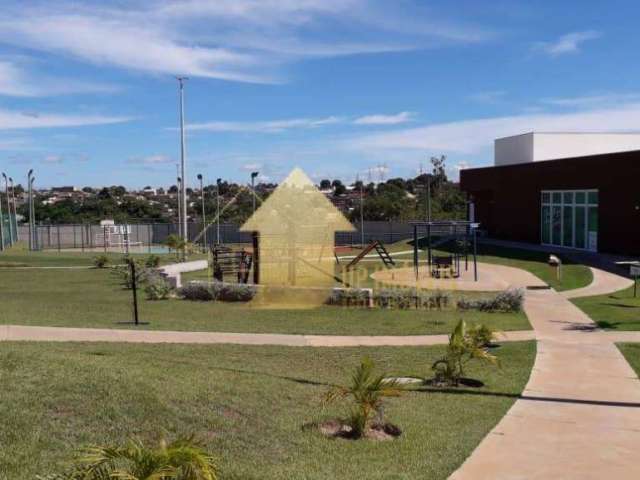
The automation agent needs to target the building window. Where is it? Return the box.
[541,189,598,251]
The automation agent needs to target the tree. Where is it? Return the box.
[319,179,331,190]
[332,180,346,195]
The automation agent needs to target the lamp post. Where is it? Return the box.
[30,176,35,250]
[176,76,189,244]
[9,177,17,243]
[176,175,182,238]
[216,178,221,245]
[250,171,259,214]
[2,173,13,246]
[197,173,206,251]
[27,169,33,250]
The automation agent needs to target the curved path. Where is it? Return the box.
[561,266,634,299]
[0,324,534,347]
[451,266,640,480]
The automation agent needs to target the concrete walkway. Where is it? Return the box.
[562,266,634,299]
[0,324,534,347]
[451,267,640,480]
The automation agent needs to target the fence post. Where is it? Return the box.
[148,224,152,253]
[103,225,107,253]
[57,224,61,252]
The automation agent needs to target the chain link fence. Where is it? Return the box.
[0,211,18,250]
[19,221,416,252]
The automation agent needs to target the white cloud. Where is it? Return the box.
[42,154,63,164]
[468,90,506,103]
[0,109,132,130]
[127,154,174,165]
[187,116,343,133]
[353,111,415,125]
[0,60,119,97]
[348,102,640,155]
[541,92,640,108]
[0,1,493,84]
[534,31,601,57]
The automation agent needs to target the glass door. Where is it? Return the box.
[541,189,598,251]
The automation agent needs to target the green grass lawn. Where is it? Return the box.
[572,285,640,330]
[0,341,536,479]
[617,343,640,374]
[364,239,593,292]
[0,268,530,335]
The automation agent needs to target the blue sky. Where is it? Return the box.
[1,0,640,188]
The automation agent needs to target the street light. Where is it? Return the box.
[197,173,206,251]
[27,169,33,250]
[30,175,35,250]
[176,76,189,244]
[9,177,17,243]
[2,173,13,246]
[250,171,259,214]
[216,178,221,245]
[176,175,182,238]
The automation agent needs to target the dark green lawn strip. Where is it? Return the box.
[617,343,640,374]
[572,286,640,331]
[0,269,530,335]
[0,341,535,480]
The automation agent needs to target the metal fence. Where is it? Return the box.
[0,211,17,251]
[19,221,418,252]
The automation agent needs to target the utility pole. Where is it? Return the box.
[357,174,364,246]
[177,76,189,244]
[2,173,13,246]
[216,178,221,245]
[30,175,35,250]
[197,173,207,252]
[27,169,33,250]
[0,172,4,250]
[250,171,259,214]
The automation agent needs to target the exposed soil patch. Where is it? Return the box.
[313,419,402,441]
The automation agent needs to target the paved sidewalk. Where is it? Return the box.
[562,267,633,299]
[451,268,640,480]
[0,324,535,347]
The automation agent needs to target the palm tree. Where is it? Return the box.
[42,436,217,480]
[432,319,499,386]
[324,357,403,437]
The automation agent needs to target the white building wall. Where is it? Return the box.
[495,132,640,166]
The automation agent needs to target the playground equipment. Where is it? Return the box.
[344,240,395,271]
[94,220,141,250]
[411,221,479,281]
[212,245,254,284]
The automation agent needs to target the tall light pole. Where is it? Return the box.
[425,173,432,222]
[9,177,17,242]
[250,171,259,214]
[177,76,189,243]
[197,173,206,251]
[359,179,365,247]
[176,175,182,237]
[2,173,13,246]
[27,169,33,250]
[30,175,35,250]
[216,178,221,245]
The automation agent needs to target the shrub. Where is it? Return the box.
[218,283,256,302]
[92,254,109,269]
[324,357,404,438]
[111,258,150,290]
[38,436,217,480]
[431,319,499,386]
[424,290,450,310]
[145,254,161,268]
[328,288,369,307]
[179,283,216,301]
[144,273,172,300]
[457,288,524,313]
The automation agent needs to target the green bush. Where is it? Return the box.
[145,254,161,268]
[373,289,450,310]
[179,283,216,301]
[92,254,109,269]
[144,273,172,300]
[37,436,217,480]
[431,319,499,386]
[328,288,370,307]
[457,288,524,313]
[178,282,256,302]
